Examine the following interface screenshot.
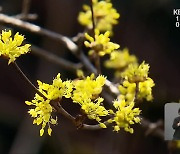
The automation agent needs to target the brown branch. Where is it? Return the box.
[0,13,78,53]
[13,14,38,21]
[82,120,110,130]
[30,45,82,72]
[140,117,164,139]
[95,54,101,74]
[13,0,37,21]
[50,100,75,123]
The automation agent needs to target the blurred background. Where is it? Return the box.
[0,0,179,153]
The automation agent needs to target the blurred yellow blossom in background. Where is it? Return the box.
[0,30,30,64]
[78,0,120,32]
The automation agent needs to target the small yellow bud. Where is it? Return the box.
[114,126,120,132]
[109,109,114,114]
[40,128,44,136]
[107,119,113,123]
[48,127,52,136]
[25,101,32,105]
[99,123,107,128]
[51,118,57,125]
[36,118,42,125]
[77,69,84,78]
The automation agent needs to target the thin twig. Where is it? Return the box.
[78,51,97,74]
[95,54,101,74]
[50,100,75,123]
[89,0,95,33]
[140,117,164,139]
[13,14,38,20]
[89,0,102,73]
[21,0,31,19]
[31,45,82,72]
[82,120,110,130]
[13,62,46,99]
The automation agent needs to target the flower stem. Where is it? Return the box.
[95,54,101,74]
[90,0,95,36]
[13,62,46,99]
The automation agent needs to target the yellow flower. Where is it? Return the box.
[118,81,136,103]
[138,77,155,101]
[37,73,73,100]
[121,62,150,83]
[112,99,141,133]
[0,30,31,64]
[105,48,137,71]
[72,74,106,104]
[26,73,73,136]
[78,0,120,32]
[84,29,120,56]
[72,74,108,123]
[118,62,155,102]
[81,97,109,122]
[26,94,57,136]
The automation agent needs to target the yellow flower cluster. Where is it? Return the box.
[37,73,73,100]
[118,81,136,103]
[138,77,155,101]
[26,73,73,136]
[26,95,57,136]
[119,62,155,102]
[84,29,120,56]
[72,74,105,102]
[111,98,141,133]
[105,48,138,77]
[78,0,120,32]
[81,97,108,123]
[121,62,150,83]
[26,73,109,135]
[72,74,109,123]
[0,30,30,64]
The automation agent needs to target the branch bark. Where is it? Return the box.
[31,45,82,72]
[0,13,78,53]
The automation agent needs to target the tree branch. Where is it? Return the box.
[0,13,78,53]
[90,0,95,33]
[21,0,31,18]
[30,45,82,72]
[82,120,110,130]
[13,14,38,21]
[140,117,164,139]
